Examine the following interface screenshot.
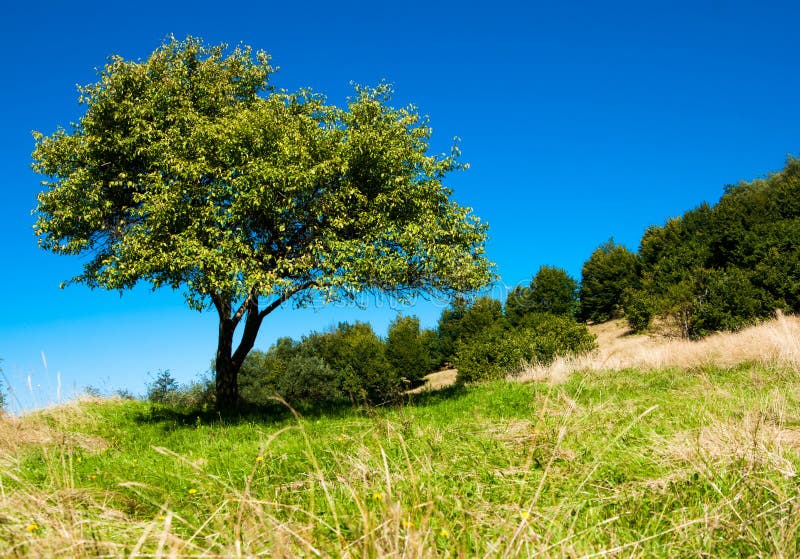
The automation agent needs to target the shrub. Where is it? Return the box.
[516,313,597,362]
[455,315,596,383]
[437,296,507,362]
[114,388,137,400]
[239,340,298,405]
[624,289,654,333]
[273,355,342,406]
[437,297,469,361]
[171,376,216,409]
[689,267,774,337]
[453,326,525,383]
[308,322,400,404]
[420,328,444,371]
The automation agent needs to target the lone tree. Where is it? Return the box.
[578,239,640,323]
[505,265,578,325]
[32,37,492,409]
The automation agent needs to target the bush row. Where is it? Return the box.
[238,317,439,408]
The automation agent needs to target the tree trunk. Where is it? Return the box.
[215,297,265,411]
[215,319,239,411]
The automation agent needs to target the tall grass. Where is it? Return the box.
[2,363,799,556]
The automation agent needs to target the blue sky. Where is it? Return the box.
[1,0,798,410]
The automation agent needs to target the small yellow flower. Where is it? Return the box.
[439,529,449,537]
[158,515,166,521]
[255,456,264,462]
[403,520,414,529]
[26,523,38,532]
[89,474,97,480]
[337,435,346,442]
[188,488,198,495]
[372,492,383,501]
[521,511,530,519]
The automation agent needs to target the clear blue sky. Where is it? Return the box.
[1,0,798,410]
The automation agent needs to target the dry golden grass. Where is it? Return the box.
[0,397,110,458]
[406,368,458,394]
[518,312,800,384]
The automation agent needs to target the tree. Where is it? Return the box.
[578,239,640,323]
[505,265,578,325]
[437,296,469,362]
[385,314,430,385]
[32,37,493,409]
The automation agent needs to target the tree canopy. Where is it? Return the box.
[32,37,493,408]
[505,265,578,325]
[578,239,640,323]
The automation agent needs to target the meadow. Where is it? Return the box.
[1,316,799,557]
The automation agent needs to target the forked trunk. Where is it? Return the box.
[214,298,264,411]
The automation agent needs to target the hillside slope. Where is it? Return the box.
[0,317,798,557]
[520,312,800,383]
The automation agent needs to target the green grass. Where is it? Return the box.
[2,364,799,557]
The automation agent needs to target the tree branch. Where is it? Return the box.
[231,293,255,328]
[258,280,315,321]
[210,292,226,319]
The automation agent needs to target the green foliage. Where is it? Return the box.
[172,377,217,409]
[630,157,800,337]
[146,370,180,404]
[238,340,294,405]
[32,36,493,408]
[144,370,215,408]
[452,329,523,383]
[274,355,342,406]
[114,388,137,400]
[420,328,444,372]
[688,267,773,337]
[437,296,507,363]
[385,315,432,385]
[528,266,579,317]
[455,314,595,383]
[505,265,578,326]
[515,313,597,358]
[578,239,640,323]
[436,297,468,362]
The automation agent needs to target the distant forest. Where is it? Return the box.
[580,156,800,338]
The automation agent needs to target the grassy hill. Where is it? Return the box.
[2,317,799,557]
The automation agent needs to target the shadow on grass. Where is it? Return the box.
[133,382,472,429]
